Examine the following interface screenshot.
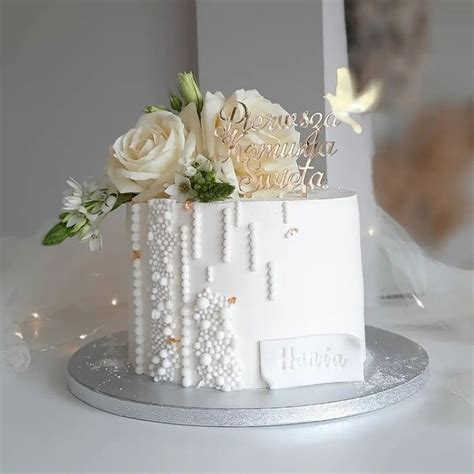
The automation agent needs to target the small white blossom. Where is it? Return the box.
[62,195,84,212]
[192,154,213,172]
[60,177,118,251]
[183,166,197,177]
[80,228,103,252]
[165,174,194,201]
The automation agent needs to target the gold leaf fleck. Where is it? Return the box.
[227,296,237,305]
[132,250,141,259]
[184,199,193,211]
[166,337,181,345]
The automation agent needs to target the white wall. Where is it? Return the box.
[422,0,474,105]
[197,0,326,112]
[196,0,326,183]
[1,0,197,236]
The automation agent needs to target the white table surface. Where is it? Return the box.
[1,228,473,473]
[1,299,472,474]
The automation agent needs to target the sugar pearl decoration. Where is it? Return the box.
[131,203,144,375]
[222,208,232,263]
[206,265,214,283]
[234,201,242,228]
[200,353,212,366]
[180,225,190,304]
[147,199,180,382]
[194,287,242,391]
[179,223,194,387]
[282,201,289,224]
[248,222,257,272]
[191,206,201,259]
[266,261,277,301]
[197,297,210,310]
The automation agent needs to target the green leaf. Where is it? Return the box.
[169,93,183,112]
[112,192,135,211]
[42,221,72,246]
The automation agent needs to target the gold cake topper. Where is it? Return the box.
[214,68,380,198]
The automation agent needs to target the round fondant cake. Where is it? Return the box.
[128,188,365,391]
[41,71,370,393]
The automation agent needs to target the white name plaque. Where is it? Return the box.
[259,334,365,389]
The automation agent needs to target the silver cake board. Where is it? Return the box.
[67,326,429,427]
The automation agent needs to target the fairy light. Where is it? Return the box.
[31,312,40,319]
[14,331,24,340]
[111,298,118,306]
[79,334,88,340]
[368,228,375,237]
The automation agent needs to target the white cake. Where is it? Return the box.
[128,188,365,391]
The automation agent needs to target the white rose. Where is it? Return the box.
[107,111,195,202]
[180,90,300,197]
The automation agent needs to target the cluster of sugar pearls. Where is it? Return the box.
[221,208,232,263]
[191,206,201,259]
[266,261,277,301]
[147,199,179,382]
[179,224,192,387]
[248,222,257,272]
[180,305,193,387]
[180,225,190,303]
[206,265,214,283]
[131,204,145,374]
[233,201,242,228]
[193,287,242,391]
[282,201,289,224]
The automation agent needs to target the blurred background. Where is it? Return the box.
[1,0,472,271]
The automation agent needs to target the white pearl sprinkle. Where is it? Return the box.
[200,353,212,366]
[282,201,289,224]
[266,261,277,301]
[197,297,210,310]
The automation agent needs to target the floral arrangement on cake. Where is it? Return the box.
[42,69,379,251]
[42,72,301,251]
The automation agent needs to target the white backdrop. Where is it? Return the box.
[1,0,197,237]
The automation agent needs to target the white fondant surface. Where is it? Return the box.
[128,188,365,389]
